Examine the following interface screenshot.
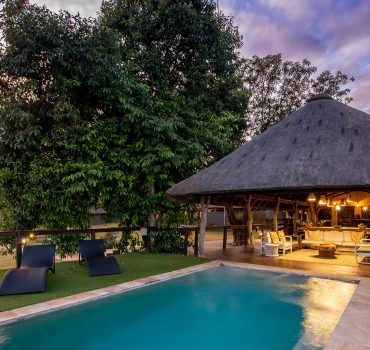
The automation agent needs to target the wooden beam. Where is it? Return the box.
[199,195,210,257]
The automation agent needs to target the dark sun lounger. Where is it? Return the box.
[0,244,56,295]
[78,239,120,277]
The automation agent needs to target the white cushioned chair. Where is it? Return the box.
[355,239,370,264]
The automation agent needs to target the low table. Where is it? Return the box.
[318,243,337,258]
[264,243,279,257]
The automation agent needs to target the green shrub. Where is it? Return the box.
[151,230,191,254]
[113,231,143,254]
[0,236,16,256]
[46,233,89,259]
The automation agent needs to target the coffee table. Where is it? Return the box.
[318,242,336,258]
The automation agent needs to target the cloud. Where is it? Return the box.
[220,0,370,113]
[33,0,101,17]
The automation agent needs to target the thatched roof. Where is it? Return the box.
[166,94,370,204]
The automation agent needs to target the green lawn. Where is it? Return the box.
[0,253,210,312]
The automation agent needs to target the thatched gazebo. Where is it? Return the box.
[166,94,370,256]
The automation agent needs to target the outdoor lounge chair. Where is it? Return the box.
[0,244,56,295]
[78,239,121,277]
[355,239,370,264]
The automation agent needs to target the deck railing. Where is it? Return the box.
[0,224,272,267]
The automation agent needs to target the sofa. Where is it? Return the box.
[301,229,364,247]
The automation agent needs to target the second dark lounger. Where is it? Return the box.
[78,239,121,277]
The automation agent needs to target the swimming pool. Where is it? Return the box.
[0,266,356,350]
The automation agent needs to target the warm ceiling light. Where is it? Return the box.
[335,205,341,211]
[340,198,347,206]
[327,199,334,207]
[364,206,368,211]
[308,193,316,202]
[346,195,353,203]
[318,195,326,205]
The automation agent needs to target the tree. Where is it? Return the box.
[243,54,354,138]
[0,0,248,231]
[99,0,248,226]
[0,1,151,229]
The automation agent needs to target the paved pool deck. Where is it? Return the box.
[0,259,369,349]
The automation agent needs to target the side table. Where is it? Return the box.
[264,243,279,257]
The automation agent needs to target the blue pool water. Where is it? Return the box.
[0,266,356,350]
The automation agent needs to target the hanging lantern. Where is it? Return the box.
[340,198,347,206]
[318,195,326,205]
[327,199,334,207]
[346,194,353,203]
[307,193,316,202]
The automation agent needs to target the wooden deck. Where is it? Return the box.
[203,240,370,278]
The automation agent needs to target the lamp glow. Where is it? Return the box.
[318,195,326,205]
[308,193,316,202]
[335,205,341,211]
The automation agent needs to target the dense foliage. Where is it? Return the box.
[244,54,354,137]
[0,0,248,231]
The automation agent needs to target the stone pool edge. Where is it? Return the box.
[1,260,369,349]
[0,260,219,325]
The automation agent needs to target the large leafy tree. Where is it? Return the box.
[99,0,248,225]
[0,1,152,229]
[0,0,248,230]
[244,54,354,138]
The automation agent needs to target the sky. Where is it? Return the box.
[33,0,370,113]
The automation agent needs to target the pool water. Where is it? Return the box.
[0,266,356,350]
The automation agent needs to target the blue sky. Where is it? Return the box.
[33,0,370,113]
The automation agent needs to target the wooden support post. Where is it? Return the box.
[293,201,298,235]
[223,226,227,250]
[199,196,210,257]
[194,228,199,256]
[15,233,22,269]
[273,197,280,231]
[183,229,188,256]
[246,195,253,245]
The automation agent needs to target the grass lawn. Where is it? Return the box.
[0,253,210,312]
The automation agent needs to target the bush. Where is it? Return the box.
[0,236,16,256]
[46,233,89,259]
[151,230,191,254]
[113,231,143,254]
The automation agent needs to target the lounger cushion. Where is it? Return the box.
[277,230,286,242]
[269,232,280,244]
[0,268,49,295]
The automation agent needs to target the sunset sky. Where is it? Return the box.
[33,0,370,113]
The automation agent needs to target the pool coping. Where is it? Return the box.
[0,260,369,349]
